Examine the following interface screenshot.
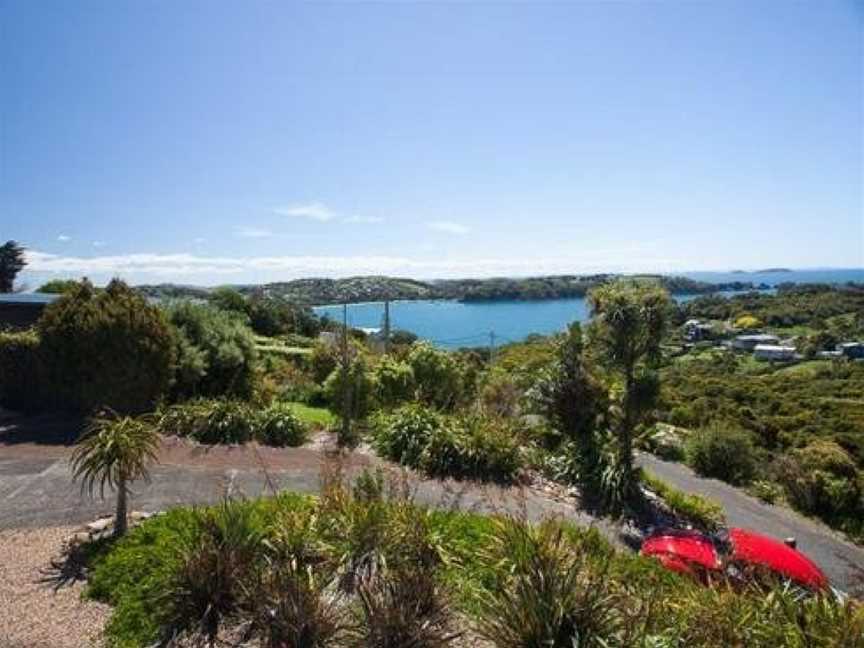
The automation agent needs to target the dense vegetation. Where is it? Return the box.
[38,280,176,414]
[137,272,764,305]
[4,273,864,647]
[80,481,863,648]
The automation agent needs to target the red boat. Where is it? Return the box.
[641,527,829,591]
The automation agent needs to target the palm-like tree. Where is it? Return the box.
[71,412,160,537]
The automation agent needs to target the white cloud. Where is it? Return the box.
[273,202,336,222]
[57,234,71,242]
[427,221,470,235]
[22,249,675,282]
[92,241,106,248]
[235,226,273,239]
[342,215,385,224]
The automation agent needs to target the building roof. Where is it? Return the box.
[0,293,59,305]
[736,334,779,342]
[754,344,796,352]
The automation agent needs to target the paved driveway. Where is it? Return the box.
[637,452,864,594]
[1,411,862,593]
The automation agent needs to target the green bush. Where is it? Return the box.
[167,302,258,399]
[322,356,375,420]
[256,402,309,447]
[686,422,757,485]
[372,356,416,408]
[475,518,620,648]
[371,404,444,468]
[641,470,726,531]
[0,329,48,412]
[407,343,463,410]
[309,342,338,383]
[157,399,308,447]
[773,440,862,521]
[372,406,522,483]
[479,368,522,418]
[38,279,175,414]
[160,500,264,643]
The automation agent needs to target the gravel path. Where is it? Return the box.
[0,525,110,648]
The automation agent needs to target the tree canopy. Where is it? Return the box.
[0,241,26,293]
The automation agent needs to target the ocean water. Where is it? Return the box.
[315,268,863,348]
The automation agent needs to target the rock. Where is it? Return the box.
[86,517,113,533]
[67,531,91,546]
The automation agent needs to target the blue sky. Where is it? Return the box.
[1,0,862,286]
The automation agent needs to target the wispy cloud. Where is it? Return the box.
[57,234,71,242]
[235,226,273,239]
[342,215,385,224]
[427,221,470,235]
[92,241,106,248]
[273,202,336,222]
[22,249,674,281]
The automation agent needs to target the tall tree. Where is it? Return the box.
[0,241,26,293]
[588,280,669,510]
[71,413,160,537]
[534,323,607,496]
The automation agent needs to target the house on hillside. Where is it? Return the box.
[754,344,797,362]
[683,319,715,342]
[732,333,779,351]
[0,293,58,330]
[838,342,864,360]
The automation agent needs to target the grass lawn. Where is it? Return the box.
[283,401,337,427]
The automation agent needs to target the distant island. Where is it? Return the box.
[731,268,792,274]
[136,274,763,306]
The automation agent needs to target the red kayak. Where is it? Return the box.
[641,527,828,591]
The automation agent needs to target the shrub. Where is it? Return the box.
[475,518,620,648]
[243,558,350,648]
[479,368,522,418]
[0,329,48,412]
[372,356,416,408]
[372,405,451,471]
[192,400,257,444]
[421,416,522,483]
[160,500,264,643]
[38,279,175,414]
[309,341,339,383]
[641,470,726,531]
[167,302,258,399]
[158,399,309,447]
[354,565,458,648]
[372,406,522,483]
[322,357,375,420]
[407,343,463,410]
[734,314,762,330]
[773,440,862,520]
[256,402,309,447]
[686,422,757,485]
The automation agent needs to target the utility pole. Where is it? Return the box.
[340,303,352,446]
[489,330,496,363]
[383,300,391,354]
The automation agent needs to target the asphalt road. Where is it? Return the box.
[1,412,861,593]
[637,452,864,594]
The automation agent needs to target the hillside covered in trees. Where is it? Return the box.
[137,273,763,305]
